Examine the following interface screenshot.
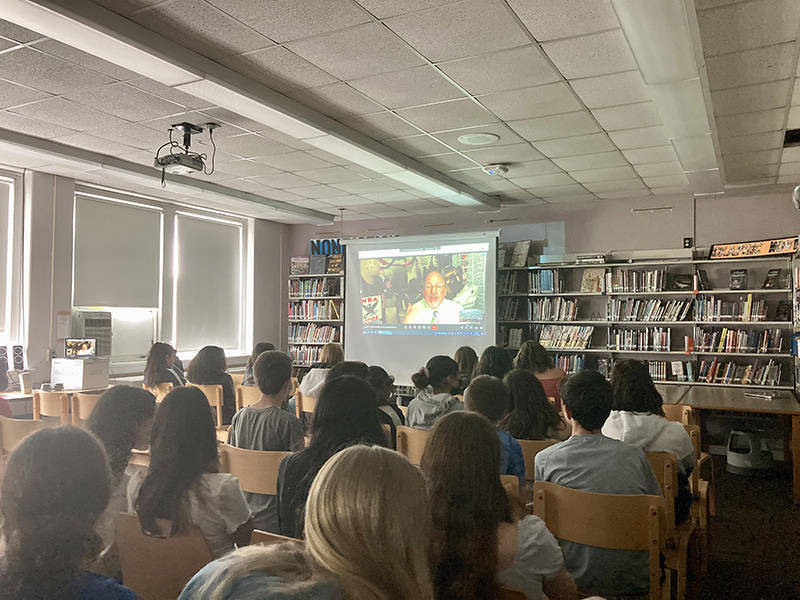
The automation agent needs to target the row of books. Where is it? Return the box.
[608,327,671,352]
[530,297,579,321]
[529,269,562,293]
[693,327,783,354]
[288,323,341,344]
[607,268,667,293]
[290,254,343,275]
[499,298,523,321]
[697,358,781,386]
[553,353,586,374]
[537,325,594,349]
[288,277,340,298]
[693,294,768,322]
[607,298,692,322]
[288,299,341,320]
[288,345,324,365]
[498,272,522,295]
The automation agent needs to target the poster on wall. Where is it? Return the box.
[709,236,799,260]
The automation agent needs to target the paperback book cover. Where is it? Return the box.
[510,240,531,267]
[580,268,605,293]
[762,268,784,289]
[668,273,693,291]
[290,255,309,275]
[776,300,792,321]
[309,255,327,275]
[730,269,747,290]
[326,254,343,274]
[696,269,711,291]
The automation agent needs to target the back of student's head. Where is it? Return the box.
[472,345,513,379]
[411,355,458,390]
[135,386,219,535]
[464,375,508,423]
[0,427,111,600]
[502,368,563,440]
[454,346,478,375]
[144,342,175,388]
[318,342,344,365]
[561,370,613,431]
[421,411,512,600]
[247,341,276,369]
[513,340,554,373]
[308,376,388,459]
[328,360,369,380]
[610,359,665,416]
[254,351,292,395]
[86,385,156,479]
[187,345,227,383]
[365,365,394,404]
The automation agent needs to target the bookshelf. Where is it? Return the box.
[498,249,795,390]
[288,254,344,368]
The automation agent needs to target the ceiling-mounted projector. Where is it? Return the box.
[155,153,205,175]
[153,122,219,185]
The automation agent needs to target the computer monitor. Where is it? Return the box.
[65,338,97,359]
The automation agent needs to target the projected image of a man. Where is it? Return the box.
[403,270,462,325]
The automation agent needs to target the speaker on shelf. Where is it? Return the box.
[0,347,7,392]
[12,345,23,371]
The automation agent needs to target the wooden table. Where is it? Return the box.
[680,386,800,504]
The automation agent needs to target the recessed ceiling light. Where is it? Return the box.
[457,132,500,146]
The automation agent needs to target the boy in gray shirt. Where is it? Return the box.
[229,350,304,533]
[534,370,661,597]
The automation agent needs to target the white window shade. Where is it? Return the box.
[0,179,12,333]
[174,212,242,353]
[73,194,162,308]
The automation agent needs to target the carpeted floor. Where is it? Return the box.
[701,456,800,599]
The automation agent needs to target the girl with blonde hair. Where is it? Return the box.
[179,445,433,600]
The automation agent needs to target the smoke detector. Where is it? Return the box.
[482,163,509,176]
[458,132,500,146]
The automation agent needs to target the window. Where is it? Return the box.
[0,173,22,348]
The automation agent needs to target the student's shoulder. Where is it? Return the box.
[75,572,137,600]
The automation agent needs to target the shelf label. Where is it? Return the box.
[709,236,799,260]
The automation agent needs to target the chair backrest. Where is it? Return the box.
[395,426,430,466]
[216,427,230,444]
[684,424,701,459]
[500,474,519,498]
[533,481,666,600]
[71,392,102,425]
[188,383,224,428]
[517,438,558,482]
[229,372,245,387]
[398,404,408,417]
[295,390,317,419]
[251,529,297,546]
[144,382,173,403]
[32,390,69,425]
[646,451,679,535]
[236,385,261,411]
[497,587,528,600]
[663,403,692,425]
[129,449,151,468]
[116,512,214,600]
[219,444,291,495]
[381,422,393,446]
[0,416,45,454]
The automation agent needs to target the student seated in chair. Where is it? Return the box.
[534,370,661,598]
[229,351,304,533]
[407,355,463,430]
[241,342,276,387]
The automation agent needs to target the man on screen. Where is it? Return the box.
[403,270,462,325]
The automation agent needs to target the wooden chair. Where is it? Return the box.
[685,424,714,576]
[496,587,528,600]
[251,529,297,546]
[144,382,173,403]
[71,392,102,425]
[129,449,151,468]
[395,426,430,466]
[216,427,230,444]
[295,390,317,420]
[219,444,291,495]
[533,481,667,600]
[663,403,693,425]
[236,385,261,411]
[381,422,393,446]
[398,404,408,417]
[32,390,69,425]
[500,474,520,498]
[0,416,45,458]
[188,383,225,428]
[517,438,558,482]
[229,372,245,387]
[116,512,214,600]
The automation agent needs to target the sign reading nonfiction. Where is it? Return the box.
[310,238,342,255]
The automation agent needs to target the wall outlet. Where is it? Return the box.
[683,237,693,248]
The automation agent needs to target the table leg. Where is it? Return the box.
[793,415,800,505]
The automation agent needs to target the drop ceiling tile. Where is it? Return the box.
[781,146,800,162]
[621,146,680,165]
[126,78,214,110]
[54,132,138,156]
[0,110,76,138]
[552,151,627,171]
[502,160,564,177]
[534,133,616,157]
[462,143,544,164]
[219,47,339,94]
[246,171,317,189]
[643,174,690,188]
[0,48,115,95]
[592,102,662,131]
[793,80,800,105]
[0,39,17,53]
[433,123,525,148]
[725,163,778,181]
[568,70,650,109]
[116,149,161,166]
[571,165,638,183]
[131,0,273,60]
[221,133,298,158]
[0,21,42,43]
[287,82,384,119]
[633,161,684,177]
[86,122,166,151]
[542,30,637,79]
[208,0,371,43]
[349,66,465,109]
[608,126,671,149]
[437,46,561,95]
[778,162,800,176]
[526,184,588,197]
[261,189,306,202]
[507,0,618,42]
[510,173,577,188]
[508,111,601,142]
[360,190,419,202]
[296,166,369,184]
[542,193,597,204]
[289,184,351,199]
[383,135,453,157]
[718,131,784,155]
[477,83,582,121]
[286,23,425,80]
[290,199,340,210]
[706,43,796,90]
[331,179,397,193]
[384,0,531,63]
[327,194,376,206]
[503,189,545,204]
[583,179,647,193]
[418,153,480,171]
[716,108,785,137]
[467,179,521,193]
[217,160,283,178]
[223,178,275,194]
[10,97,128,132]
[396,99,497,132]
[353,0,454,18]
[724,150,782,170]
[341,111,421,139]
[32,39,138,81]
[596,190,651,199]
[199,108,277,133]
[698,0,799,57]
[64,83,185,122]
[305,149,352,165]
[254,128,314,151]
[710,79,792,116]
[253,151,336,171]
[788,106,800,129]
[0,80,51,110]
[447,168,488,184]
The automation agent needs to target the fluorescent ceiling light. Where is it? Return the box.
[442,193,489,207]
[672,135,719,172]
[611,0,698,85]
[308,135,405,175]
[685,169,724,193]
[5,0,201,86]
[385,170,459,197]
[177,78,327,140]
[648,79,711,139]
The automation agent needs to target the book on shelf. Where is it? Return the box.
[776,300,792,321]
[530,269,561,294]
[498,245,507,268]
[510,240,531,267]
[667,273,693,291]
[671,361,687,381]
[554,353,585,374]
[696,269,711,291]
[499,271,520,295]
[326,254,343,274]
[309,255,327,275]
[606,298,692,322]
[693,294,767,322]
[538,324,594,349]
[730,269,747,290]
[324,277,340,297]
[607,267,666,293]
[609,327,671,352]
[693,327,783,354]
[290,255,309,275]
[697,357,781,386]
[530,297,579,321]
[762,268,784,289]
[580,268,605,293]
[499,298,522,320]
